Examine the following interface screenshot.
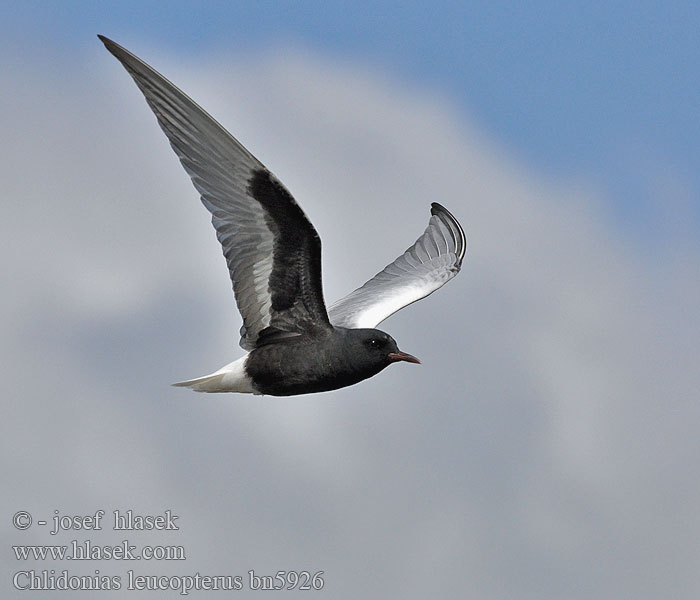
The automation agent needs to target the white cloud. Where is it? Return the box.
[2,42,699,599]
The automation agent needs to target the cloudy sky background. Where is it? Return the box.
[2,2,699,598]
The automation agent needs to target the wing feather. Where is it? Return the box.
[100,36,331,350]
[328,203,466,329]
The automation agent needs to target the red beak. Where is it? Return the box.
[388,351,421,364]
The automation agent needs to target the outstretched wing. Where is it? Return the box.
[328,203,466,329]
[100,36,331,350]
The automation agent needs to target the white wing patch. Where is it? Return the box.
[348,284,427,328]
[328,203,466,329]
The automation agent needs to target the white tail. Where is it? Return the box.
[171,355,257,394]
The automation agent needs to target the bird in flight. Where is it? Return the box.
[99,35,466,396]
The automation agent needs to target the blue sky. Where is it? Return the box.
[5,1,698,239]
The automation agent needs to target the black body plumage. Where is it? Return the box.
[246,328,405,396]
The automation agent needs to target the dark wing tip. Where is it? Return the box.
[98,35,141,65]
[97,34,120,54]
[429,202,467,263]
